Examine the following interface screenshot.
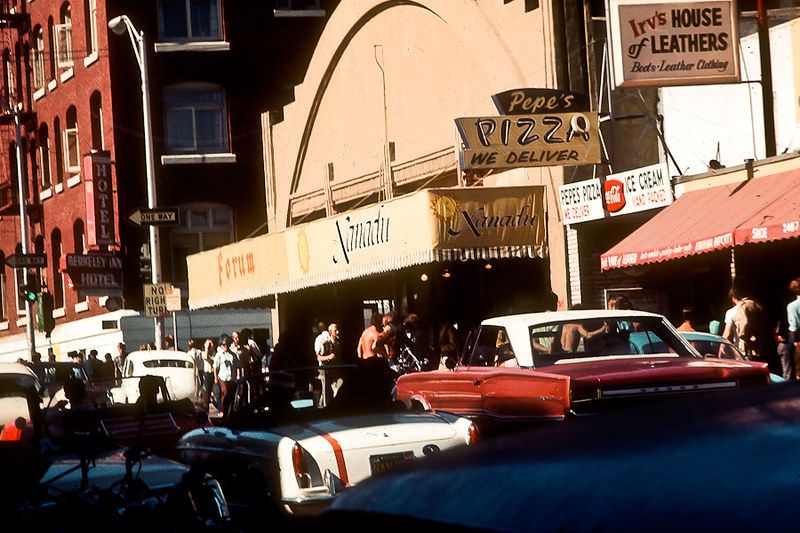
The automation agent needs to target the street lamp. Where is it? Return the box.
[108,15,164,349]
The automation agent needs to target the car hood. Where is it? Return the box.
[40,449,189,492]
[538,356,769,390]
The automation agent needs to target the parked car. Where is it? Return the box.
[323,383,800,532]
[178,361,479,524]
[397,310,771,429]
[39,361,111,407]
[0,376,230,530]
[110,350,198,404]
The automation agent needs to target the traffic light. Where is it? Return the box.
[37,291,55,336]
[21,273,40,303]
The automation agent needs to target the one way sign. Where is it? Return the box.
[128,207,181,227]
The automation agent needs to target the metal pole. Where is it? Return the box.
[757,0,776,158]
[136,28,164,349]
[172,311,178,350]
[14,109,36,359]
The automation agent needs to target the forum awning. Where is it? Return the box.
[188,186,547,309]
[601,170,800,271]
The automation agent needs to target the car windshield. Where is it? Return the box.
[40,364,85,386]
[683,336,745,360]
[528,315,695,367]
[142,359,194,369]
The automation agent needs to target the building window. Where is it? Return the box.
[170,203,233,283]
[33,26,46,91]
[38,124,51,189]
[158,0,222,41]
[51,230,64,309]
[3,48,14,108]
[55,3,74,70]
[274,0,324,16]
[73,219,87,302]
[48,17,56,80]
[90,91,103,150]
[53,116,64,184]
[163,84,228,154]
[83,0,97,56]
[64,105,79,174]
[0,252,6,322]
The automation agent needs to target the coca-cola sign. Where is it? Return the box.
[604,179,626,212]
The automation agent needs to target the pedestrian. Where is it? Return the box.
[201,338,217,411]
[357,313,385,359]
[315,323,342,407]
[113,342,127,386]
[214,334,241,418]
[164,335,175,350]
[85,350,100,381]
[240,329,264,402]
[186,338,204,399]
[727,283,776,371]
[676,307,698,332]
[722,289,740,347]
[775,322,796,381]
[100,353,115,385]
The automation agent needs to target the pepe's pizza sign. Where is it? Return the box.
[606,0,739,88]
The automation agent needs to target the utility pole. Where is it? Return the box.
[13,107,36,359]
[757,0,776,158]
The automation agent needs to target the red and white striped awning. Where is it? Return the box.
[601,169,800,271]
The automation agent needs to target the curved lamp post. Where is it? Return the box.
[108,15,164,348]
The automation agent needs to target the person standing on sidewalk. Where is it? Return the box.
[201,338,217,411]
[315,323,342,407]
[214,335,241,418]
[786,279,800,378]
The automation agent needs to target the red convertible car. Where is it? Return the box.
[397,310,771,427]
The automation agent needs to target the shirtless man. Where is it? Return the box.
[561,321,607,353]
[358,312,386,359]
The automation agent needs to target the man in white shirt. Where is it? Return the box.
[213,335,241,417]
[315,323,342,407]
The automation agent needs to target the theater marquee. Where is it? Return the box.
[606,0,740,88]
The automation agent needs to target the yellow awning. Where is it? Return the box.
[188,186,547,309]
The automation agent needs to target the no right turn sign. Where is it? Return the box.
[143,283,171,317]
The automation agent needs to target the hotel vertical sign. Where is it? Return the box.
[83,151,119,248]
[606,0,740,88]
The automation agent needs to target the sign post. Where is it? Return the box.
[6,253,47,269]
[143,282,171,318]
[128,207,181,227]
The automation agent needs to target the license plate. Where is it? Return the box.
[369,451,415,475]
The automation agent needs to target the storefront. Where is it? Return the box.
[600,159,800,327]
[188,186,551,359]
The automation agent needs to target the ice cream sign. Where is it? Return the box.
[606,163,673,216]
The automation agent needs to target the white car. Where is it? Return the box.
[178,365,479,519]
[110,350,198,404]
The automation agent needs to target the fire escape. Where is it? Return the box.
[0,0,35,217]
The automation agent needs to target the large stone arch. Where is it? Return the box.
[271,0,558,229]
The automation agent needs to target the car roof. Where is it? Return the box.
[678,331,728,342]
[0,362,36,378]
[481,309,662,328]
[126,350,194,363]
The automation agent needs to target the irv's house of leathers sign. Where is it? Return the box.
[606,0,739,88]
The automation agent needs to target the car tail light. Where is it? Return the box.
[292,442,312,489]
[467,422,480,445]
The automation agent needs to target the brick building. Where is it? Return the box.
[0,0,331,358]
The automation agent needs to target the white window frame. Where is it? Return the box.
[33,29,46,91]
[170,203,234,282]
[64,126,79,174]
[163,84,229,155]
[4,53,15,104]
[86,0,98,56]
[55,23,74,69]
[158,0,223,42]
[274,0,325,17]
[0,268,6,322]
[39,131,52,190]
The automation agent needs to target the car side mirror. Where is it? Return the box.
[444,356,457,370]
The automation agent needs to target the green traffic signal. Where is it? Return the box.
[25,289,37,302]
